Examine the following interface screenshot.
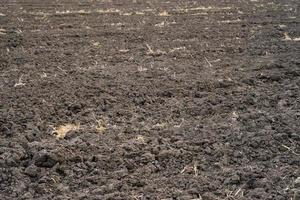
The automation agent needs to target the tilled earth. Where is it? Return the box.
[0,0,299,199]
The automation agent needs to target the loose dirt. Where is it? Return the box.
[0,0,299,199]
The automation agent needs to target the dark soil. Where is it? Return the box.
[0,0,299,199]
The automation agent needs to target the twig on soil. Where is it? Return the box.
[131,194,144,200]
[192,195,203,200]
[281,144,300,156]
[225,187,244,200]
[193,161,198,177]
[40,72,47,78]
[119,49,130,53]
[0,28,6,35]
[234,187,242,196]
[57,66,67,74]
[174,118,184,128]
[138,66,148,72]
[204,57,212,67]
[169,46,186,53]
[145,43,166,55]
[14,75,25,87]
[146,43,155,54]
[180,165,188,174]
[50,177,57,183]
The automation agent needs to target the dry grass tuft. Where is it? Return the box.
[231,111,239,121]
[138,66,148,72]
[92,41,100,46]
[91,113,107,134]
[283,32,292,41]
[95,119,107,134]
[135,135,146,144]
[145,43,166,55]
[53,124,80,139]
[154,21,166,27]
[158,11,170,16]
[283,32,300,41]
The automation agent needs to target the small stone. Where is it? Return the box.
[225,174,240,185]
[22,192,33,199]
[34,151,59,168]
[254,178,269,188]
[115,168,128,178]
[293,189,300,200]
[157,149,179,161]
[24,165,39,177]
[38,176,52,183]
[233,175,240,183]
[294,177,300,188]
[56,183,69,193]
[179,195,193,200]
[140,152,155,163]
[129,179,146,187]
